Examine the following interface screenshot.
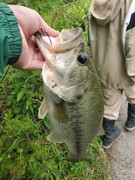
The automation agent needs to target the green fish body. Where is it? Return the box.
[35,28,104,163]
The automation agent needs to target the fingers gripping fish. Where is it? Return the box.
[35,28,104,163]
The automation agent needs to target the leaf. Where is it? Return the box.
[17,91,25,102]
[14,106,22,114]
[17,148,23,153]
[29,157,35,163]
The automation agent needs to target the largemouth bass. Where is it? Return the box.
[35,28,104,163]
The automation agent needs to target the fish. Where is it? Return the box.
[34,28,104,163]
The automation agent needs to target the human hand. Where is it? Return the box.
[8,5,59,70]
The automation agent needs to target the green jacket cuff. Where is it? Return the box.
[0,3,22,77]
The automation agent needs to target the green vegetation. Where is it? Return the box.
[0,0,109,179]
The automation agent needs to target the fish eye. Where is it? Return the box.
[77,53,88,64]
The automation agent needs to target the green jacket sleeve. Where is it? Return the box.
[0,3,22,77]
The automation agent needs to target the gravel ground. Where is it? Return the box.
[105,96,135,180]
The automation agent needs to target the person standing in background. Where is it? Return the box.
[89,0,135,149]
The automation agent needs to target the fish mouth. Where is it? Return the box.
[34,28,83,61]
[34,32,56,71]
[34,28,85,73]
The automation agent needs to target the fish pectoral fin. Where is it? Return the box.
[38,98,48,119]
[53,101,68,123]
[47,131,63,143]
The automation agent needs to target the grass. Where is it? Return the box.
[0,113,109,179]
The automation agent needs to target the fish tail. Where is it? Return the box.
[66,152,91,163]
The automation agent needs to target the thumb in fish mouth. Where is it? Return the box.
[66,152,92,163]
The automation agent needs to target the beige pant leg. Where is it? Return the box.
[103,88,123,120]
[124,85,135,104]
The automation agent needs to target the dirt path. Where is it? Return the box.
[106,96,135,180]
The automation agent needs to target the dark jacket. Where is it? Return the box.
[0,3,22,77]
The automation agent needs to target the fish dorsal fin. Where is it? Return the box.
[38,98,48,119]
[47,131,63,143]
